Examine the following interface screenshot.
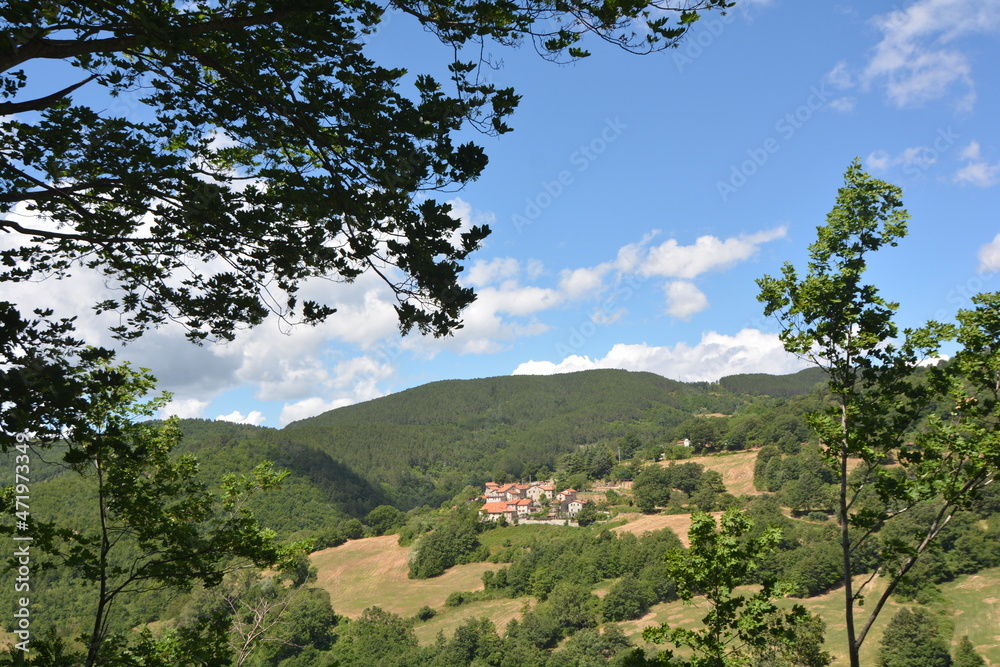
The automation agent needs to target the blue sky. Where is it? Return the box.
[4,0,999,427]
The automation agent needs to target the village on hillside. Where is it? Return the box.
[478,480,591,523]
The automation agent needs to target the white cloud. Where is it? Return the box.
[513,329,809,382]
[639,227,787,280]
[979,233,1000,273]
[664,281,709,320]
[280,397,352,425]
[866,146,937,172]
[828,97,857,113]
[160,398,210,419]
[954,141,1000,187]
[216,410,267,426]
[559,266,610,300]
[446,197,496,249]
[824,61,855,90]
[273,354,393,425]
[861,0,1000,110]
[466,257,522,287]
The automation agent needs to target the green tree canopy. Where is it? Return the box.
[876,607,951,667]
[0,0,730,348]
[757,159,1000,667]
[953,636,986,667]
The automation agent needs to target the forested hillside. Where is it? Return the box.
[281,370,752,506]
[718,367,828,396]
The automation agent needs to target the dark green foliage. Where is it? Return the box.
[877,607,951,667]
[718,368,828,397]
[554,625,634,665]
[482,526,682,610]
[408,510,481,579]
[575,503,600,527]
[445,591,470,607]
[365,505,405,536]
[601,574,653,622]
[340,518,365,540]
[953,636,986,667]
[435,617,504,666]
[632,462,706,512]
[415,605,437,621]
[786,541,844,598]
[330,607,418,667]
[543,583,601,633]
[561,444,617,481]
[643,510,831,667]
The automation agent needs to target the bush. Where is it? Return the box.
[445,591,467,607]
[340,518,365,540]
[807,511,829,522]
[414,605,436,621]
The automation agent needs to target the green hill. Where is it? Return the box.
[717,367,828,396]
[281,369,750,505]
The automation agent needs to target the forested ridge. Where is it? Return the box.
[283,369,768,503]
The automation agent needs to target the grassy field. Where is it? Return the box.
[614,569,1000,665]
[943,569,1000,663]
[611,511,719,546]
[310,535,501,619]
[308,524,1000,666]
[664,449,763,496]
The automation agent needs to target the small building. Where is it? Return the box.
[556,488,577,503]
[480,501,517,523]
[525,483,554,502]
[511,498,536,516]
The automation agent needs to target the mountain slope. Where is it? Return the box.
[281,369,750,504]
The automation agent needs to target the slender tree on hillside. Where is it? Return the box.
[1,361,305,664]
[757,160,1000,667]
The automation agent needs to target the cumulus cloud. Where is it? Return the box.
[664,281,709,320]
[639,227,787,280]
[954,141,1000,187]
[559,266,611,300]
[513,329,809,382]
[979,233,1000,273]
[160,398,210,419]
[216,410,267,426]
[466,257,522,287]
[861,0,1000,110]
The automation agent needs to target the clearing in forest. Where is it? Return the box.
[310,535,500,619]
[659,449,762,496]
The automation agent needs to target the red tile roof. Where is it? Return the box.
[480,502,511,514]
